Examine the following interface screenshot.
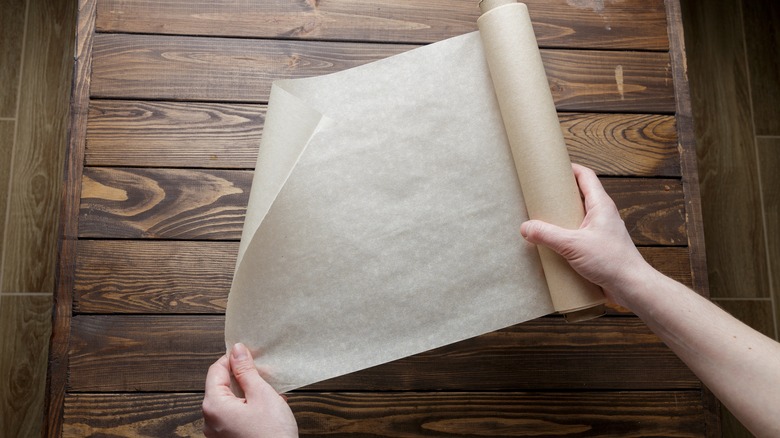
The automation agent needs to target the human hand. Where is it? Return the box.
[203,343,298,438]
[520,164,651,308]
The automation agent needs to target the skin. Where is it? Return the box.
[521,164,780,438]
[202,343,298,438]
[203,163,780,437]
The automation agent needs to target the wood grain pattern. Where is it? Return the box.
[74,240,235,313]
[85,99,680,175]
[0,295,52,438]
[561,112,679,177]
[79,167,251,240]
[742,0,780,136]
[1,0,75,292]
[45,0,96,436]
[63,391,706,438]
[758,138,780,339]
[0,121,14,262]
[293,392,705,437]
[668,0,710,302]
[67,316,695,392]
[73,241,691,314]
[95,0,669,50]
[78,168,686,244]
[0,0,25,117]
[50,0,719,435]
[89,33,675,112]
[86,100,265,169]
[682,0,768,299]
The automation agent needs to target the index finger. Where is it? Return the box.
[571,164,611,210]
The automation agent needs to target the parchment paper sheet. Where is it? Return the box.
[226,3,601,393]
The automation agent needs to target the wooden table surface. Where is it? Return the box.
[46,0,717,436]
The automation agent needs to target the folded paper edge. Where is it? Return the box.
[234,84,332,266]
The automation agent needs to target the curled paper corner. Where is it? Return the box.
[235,84,334,264]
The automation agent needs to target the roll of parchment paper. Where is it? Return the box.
[478,0,606,321]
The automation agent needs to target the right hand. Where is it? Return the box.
[520,164,651,307]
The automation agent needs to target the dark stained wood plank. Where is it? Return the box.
[79,167,251,240]
[0,0,25,117]
[0,295,52,438]
[74,240,235,313]
[666,2,719,436]
[1,0,76,292]
[67,316,696,392]
[669,0,710,303]
[85,99,680,176]
[642,246,693,288]
[91,33,407,102]
[63,391,706,437]
[95,0,669,50]
[603,178,686,246]
[73,241,691,314]
[86,100,265,169]
[63,393,205,437]
[89,33,675,112]
[46,0,97,435]
[562,113,679,177]
[681,0,768,298]
[78,168,687,244]
[742,0,780,136]
[294,391,706,437]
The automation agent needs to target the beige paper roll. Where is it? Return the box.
[478,1,606,321]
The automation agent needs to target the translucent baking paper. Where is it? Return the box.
[226,2,603,393]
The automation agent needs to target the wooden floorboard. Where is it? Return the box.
[78,169,686,244]
[67,315,696,392]
[1,0,74,292]
[682,0,769,299]
[73,242,691,314]
[89,33,675,111]
[757,138,780,338]
[94,0,669,50]
[742,0,780,136]
[0,0,25,117]
[46,0,720,436]
[63,391,706,437]
[85,99,680,175]
[0,295,52,438]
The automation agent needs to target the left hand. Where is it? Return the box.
[202,343,298,438]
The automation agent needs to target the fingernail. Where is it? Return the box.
[232,343,248,361]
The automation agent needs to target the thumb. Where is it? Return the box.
[229,343,265,400]
[520,219,576,256]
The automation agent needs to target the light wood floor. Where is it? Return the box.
[0,0,75,436]
[0,0,777,436]
[682,0,780,436]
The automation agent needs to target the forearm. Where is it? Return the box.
[620,265,780,437]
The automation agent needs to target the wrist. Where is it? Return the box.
[616,259,670,316]
[607,258,660,309]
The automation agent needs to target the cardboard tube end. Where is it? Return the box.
[479,0,517,13]
[562,304,606,323]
